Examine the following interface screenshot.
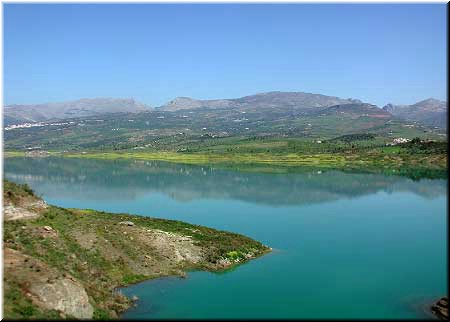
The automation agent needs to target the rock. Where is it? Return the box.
[30,276,94,319]
[431,296,448,320]
[144,255,151,260]
[3,205,40,221]
[216,258,232,268]
[438,298,448,306]
[70,254,76,259]
[40,226,58,238]
[119,221,134,226]
[131,295,139,301]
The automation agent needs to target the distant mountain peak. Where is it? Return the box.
[173,96,193,100]
[159,91,365,111]
[4,97,150,125]
[382,98,447,130]
[420,97,442,102]
[414,98,447,107]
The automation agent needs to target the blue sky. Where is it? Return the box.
[3,4,447,107]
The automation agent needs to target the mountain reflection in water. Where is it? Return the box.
[4,157,446,206]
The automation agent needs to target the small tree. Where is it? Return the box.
[411,137,421,144]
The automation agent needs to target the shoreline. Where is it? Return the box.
[117,248,273,319]
[3,180,271,319]
[4,150,448,180]
[430,297,448,320]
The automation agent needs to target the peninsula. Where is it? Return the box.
[3,180,270,319]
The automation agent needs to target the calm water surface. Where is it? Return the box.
[4,157,447,319]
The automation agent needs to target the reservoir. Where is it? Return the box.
[4,157,447,319]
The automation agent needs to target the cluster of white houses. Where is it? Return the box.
[4,121,76,131]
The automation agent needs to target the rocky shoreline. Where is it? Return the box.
[431,297,448,320]
[3,180,271,319]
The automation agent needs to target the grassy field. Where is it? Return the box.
[3,180,270,319]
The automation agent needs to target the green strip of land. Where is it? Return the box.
[3,139,448,179]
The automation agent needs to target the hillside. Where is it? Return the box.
[3,91,447,153]
[2,180,270,319]
[383,98,447,130]
[3,104,443,153]
[4,98,150,125]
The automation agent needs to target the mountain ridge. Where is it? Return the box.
[4,97,151,125]
[158,91,365,111]
[3,92,447,132]
[382,98,447,129]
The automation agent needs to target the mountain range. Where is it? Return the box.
[3,91,447,152]
[4,91,447,131]
[158,91,363,111]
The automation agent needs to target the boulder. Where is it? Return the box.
[119,221,135,226]
[30,277,94,319]
[431,297,448,320]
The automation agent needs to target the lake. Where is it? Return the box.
[3,157,447,319]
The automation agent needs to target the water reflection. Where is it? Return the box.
[4,157,446,206]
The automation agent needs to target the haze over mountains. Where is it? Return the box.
[3,91,447,133]
[382,98,447,130]
[4,98,149,125]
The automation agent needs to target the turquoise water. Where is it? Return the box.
[4,157,447,319]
